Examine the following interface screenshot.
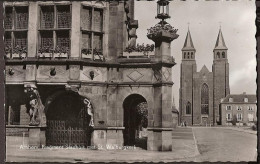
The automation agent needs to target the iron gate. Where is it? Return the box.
[46,106,91,147]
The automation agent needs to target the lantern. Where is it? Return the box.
[156,0,170,20]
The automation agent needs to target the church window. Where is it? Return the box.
[186,102,191,115]
[222,52,225,58]
[244,98,248,102]
[217,52,220,58]
[81,5,103,59]
[4,6,28,58]
[184,52,186,59]
[187,52,190,59]
[38,5,71,56]
[201,83,209,114]
[248,106,253,111]
[248,113,254,122]
[191,52,193,59]
[228,98,233,102]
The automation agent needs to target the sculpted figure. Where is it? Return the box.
[25,84,46,126]
[84,98,94,127]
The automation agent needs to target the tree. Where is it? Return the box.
[136,102,148,128]
[231,114,237,126]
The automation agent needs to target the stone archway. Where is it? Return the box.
[123,94,148,149]
[45,91,94,147]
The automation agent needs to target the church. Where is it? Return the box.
[179,28,230,126]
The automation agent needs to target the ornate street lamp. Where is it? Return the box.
[156,0,170,21]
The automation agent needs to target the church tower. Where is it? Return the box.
[212,28,230,124]
[179,29,197,125]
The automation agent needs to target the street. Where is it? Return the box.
[6,127,257,162]
[190,127,257,162]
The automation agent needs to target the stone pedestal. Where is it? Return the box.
[28,127,46,147]
[91,128,124,150]
[147,128,172,151]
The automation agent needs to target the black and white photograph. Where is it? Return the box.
[3,0,258,163]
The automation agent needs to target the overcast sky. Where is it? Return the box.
[135,0,256,109]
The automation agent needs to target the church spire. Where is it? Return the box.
[182,29,196,51]
[214,28,228,50]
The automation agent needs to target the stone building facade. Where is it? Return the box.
[4,1,178,151]
[220,93,257,126]
[179,29,230,126]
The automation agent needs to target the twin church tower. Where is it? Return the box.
[179,28,230,126]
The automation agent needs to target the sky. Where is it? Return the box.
[135,0,256,109]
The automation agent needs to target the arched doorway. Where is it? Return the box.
[45,91,93,147]
[123,94,148,149]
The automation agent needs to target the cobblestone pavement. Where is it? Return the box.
[188,127,257,162]
[6,127,256,162]
[6,128,198,163]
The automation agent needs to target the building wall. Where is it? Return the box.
[221,103,257,126]
[193,71,214,125]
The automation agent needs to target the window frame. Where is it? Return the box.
[186,101,191,115]
[201,83,209,115]
[80,4,104,60]
[226,105,232,110]
[237,113,243,121]
[237,106,242,111]
[226,113,232,121]
[4,5,29,59]
[38,4,72,58]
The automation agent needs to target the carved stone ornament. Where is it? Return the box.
[24,83,46,127]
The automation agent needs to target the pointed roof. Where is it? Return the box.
[200,65,210,74]
[182,29,196,51]
[214,28,228,50]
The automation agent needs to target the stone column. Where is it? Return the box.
[147,23,178,151]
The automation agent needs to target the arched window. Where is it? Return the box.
[201,83,209,114]
[222,52,225,58]
[187,52,190,59]
[217,52,220,58]
[184,52,186,59]
[186,102,191,115]
[191,52,193,59]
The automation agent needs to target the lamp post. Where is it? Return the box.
[156,0,170,26]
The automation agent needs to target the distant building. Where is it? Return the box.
[172,107,179,128]
[220,93,257,126]
[179,28,230,126]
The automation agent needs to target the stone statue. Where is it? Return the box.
[24,84,46,127]
[83,98,94,127]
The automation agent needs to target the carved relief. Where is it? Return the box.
[6,66,26,82]
[127,70,144,82]
[37,65,69,82]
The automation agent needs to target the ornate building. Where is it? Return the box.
[5,0,178,151]
[179,28,230,126]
